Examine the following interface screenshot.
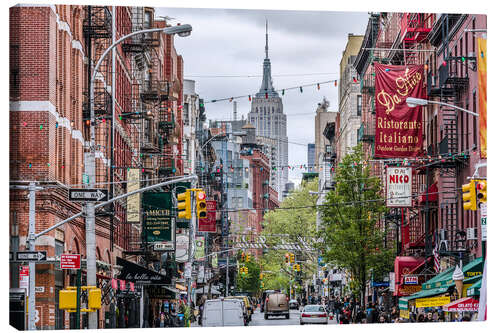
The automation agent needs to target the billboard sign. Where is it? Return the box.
[195,237,205,261]
[387,167,412,207]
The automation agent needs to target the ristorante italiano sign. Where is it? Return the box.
[374,63,425,158]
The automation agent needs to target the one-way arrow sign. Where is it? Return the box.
[69,188,109,202]
[16,251,47,261]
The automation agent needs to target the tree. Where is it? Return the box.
[236,254,260,294]
[259,178,319,293]
[319,144,393,307]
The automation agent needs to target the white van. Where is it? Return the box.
[202,298,245,327]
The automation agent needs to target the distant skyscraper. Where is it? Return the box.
[248,21,288,201]
[307,144,315,172]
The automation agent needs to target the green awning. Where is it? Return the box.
[399,297,409,310]
[466,279,482,297]
[422,257,484,290]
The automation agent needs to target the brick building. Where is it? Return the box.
[354,13,487,303]
[9,5,185,329]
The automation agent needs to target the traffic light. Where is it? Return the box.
[476,180,487,203]
[241,252,246,261]
[290,253,295,263]
[195,190,207,219]
[246,254,251,262]
[260,273,264,280]
[245,267,248,274]
[462,180,477,211]
[177,190,192,219]
[297,264,301,272]
[285,253,289,263]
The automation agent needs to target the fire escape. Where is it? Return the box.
[426,14,472,260]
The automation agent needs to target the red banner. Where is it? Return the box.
[119,279,126,291]
[374,63,425,158]
[198,200,217,232]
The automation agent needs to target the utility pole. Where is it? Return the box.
[187,188,197,308]
[27,182,36,331]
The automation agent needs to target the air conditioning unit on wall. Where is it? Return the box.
[466,228,477,240]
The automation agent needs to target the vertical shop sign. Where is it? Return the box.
[199,200,217,232]
[142,192,174,244]
[386,167,412,207]
[126,168,141,223]
[374,63,425,158]
[477,38,487,158]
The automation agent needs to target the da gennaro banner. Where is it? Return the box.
[374,63,425,158]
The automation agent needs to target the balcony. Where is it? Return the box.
[358,123,374,142]
[438,58,469,90]
[400,13,432,44]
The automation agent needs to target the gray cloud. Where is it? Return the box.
[155,6,366,182]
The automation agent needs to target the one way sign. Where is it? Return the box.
[69,188,109,202]
[16,251,47,261]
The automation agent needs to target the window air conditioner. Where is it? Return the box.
[466,227,477,240]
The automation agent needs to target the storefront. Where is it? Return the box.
[116,257,172,328]
[399,257,484,321]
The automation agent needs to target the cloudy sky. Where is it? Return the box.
[155,7,368,184]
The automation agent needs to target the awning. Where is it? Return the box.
[162,286,187,295]
[394,256,426,296]
[467,280,482,297]
[422,257,484,290]
[443,297,479,312]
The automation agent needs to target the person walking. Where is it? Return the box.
[155,313,169,328]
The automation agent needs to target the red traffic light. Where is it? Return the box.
[197,191,206,200]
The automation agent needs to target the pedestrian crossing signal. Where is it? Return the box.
[476,180,487,203]
[195,190,207,219]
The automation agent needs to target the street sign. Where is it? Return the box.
[153,242,174,252]
[68,188,109,202]
[481,203,487,241]
[16,251,47,261]
[60,254,81,269]
[19,266,29,291]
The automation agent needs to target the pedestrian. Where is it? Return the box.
[155,312,168,328]
[425,312,433,322]
[379,315,386,323]
[461,315,471,322]
[390,306,400,322]
[417,314,426,322]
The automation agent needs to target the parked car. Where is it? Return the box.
[265,292,289,319]
[289,299,299,310]
[299,304,328,325]
[226,296,252,324]
[201,298,245,327]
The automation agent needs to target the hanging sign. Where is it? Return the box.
[194,237,205,261]
[374,63,425,158]
[403,275,419,285]
[126,168,141,223]
[116,257,171,284]
[142,192,174,244]
[175,235,189,263]
[386,167,412,207]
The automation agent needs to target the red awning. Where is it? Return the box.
[394,256,426,296]
[443,297,479,312]
[419,182,438,203]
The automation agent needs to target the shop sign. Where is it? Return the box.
[374,63,425,158]
[400,309,410,319]
[399,284,422,296]
[386,167,412,207]
[126,168,141,223]
[19,266,29,292]
[142,192,174,243]
[119,280,126,291]
[443,297,479,312]
[415,296,450,308]
[389,272,395,292]
[404,275,419,285]
[116,257,171,284]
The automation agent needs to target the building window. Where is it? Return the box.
[357,95,362,116]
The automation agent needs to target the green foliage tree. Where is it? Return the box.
[236,255,260,294]
[259,178,319,293]
[319,144,394,306]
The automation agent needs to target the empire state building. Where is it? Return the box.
[248,21,288,200]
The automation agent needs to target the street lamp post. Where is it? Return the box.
[406,97,479,117]
[86,24,191,329]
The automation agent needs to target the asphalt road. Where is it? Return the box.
[250,309,338,326]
